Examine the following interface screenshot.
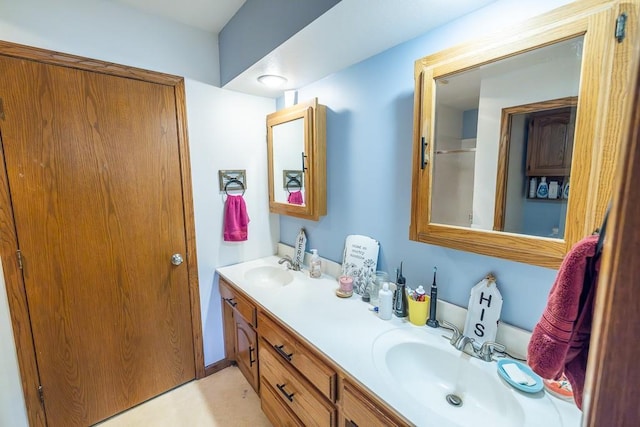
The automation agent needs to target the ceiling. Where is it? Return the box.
[113,0,498,98]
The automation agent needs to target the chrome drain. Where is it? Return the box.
[446,394,463,407]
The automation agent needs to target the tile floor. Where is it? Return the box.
[97,366,272,426]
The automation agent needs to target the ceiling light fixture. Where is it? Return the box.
[257,74,288,88]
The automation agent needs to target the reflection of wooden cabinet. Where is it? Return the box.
[220,279,258,392]
[526,107,575,176]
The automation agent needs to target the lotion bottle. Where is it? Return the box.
[309,249,322,278]
[536,177,549,198]
[378,282,393,320]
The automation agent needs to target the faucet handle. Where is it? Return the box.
[478,341,506,361]
[440,320,461,345]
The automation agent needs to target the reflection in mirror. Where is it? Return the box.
[431,36,583,238]
[272,118,306,206]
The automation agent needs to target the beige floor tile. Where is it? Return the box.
[97,366,272,427]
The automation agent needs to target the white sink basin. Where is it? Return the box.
[244,265,293,288]
[372,328,559,427]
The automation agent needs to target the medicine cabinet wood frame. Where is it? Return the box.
[267,98,327,220]
[409,0,639,268]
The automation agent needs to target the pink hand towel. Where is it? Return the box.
[223,195,249,242]
[287,191,304,205]
[527,235,600,409]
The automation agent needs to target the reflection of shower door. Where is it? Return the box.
[432,150,476,227]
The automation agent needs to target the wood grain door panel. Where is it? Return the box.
[0,55,195,426]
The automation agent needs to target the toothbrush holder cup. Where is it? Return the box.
[407,295,429,326]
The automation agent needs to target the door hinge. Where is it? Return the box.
[16,250,23,270]
[615,13,627,43]
[38,385,44,405]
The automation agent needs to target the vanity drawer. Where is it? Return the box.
[260,343,336,427]
[259,311,336,401]
[342,379,408,427]
[261,380,304,427]
[220,279,256,327]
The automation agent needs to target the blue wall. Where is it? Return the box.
[279,0,573,332]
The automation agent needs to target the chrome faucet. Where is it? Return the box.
[454,335,475,352]
[477,341,506,362]
[441,320,474,351]
[440,320,504,361]
[278,255,301,271]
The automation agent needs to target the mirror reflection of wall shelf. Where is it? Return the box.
[267,98,326,220]
[410,0,638,268]
[218,170,247,194]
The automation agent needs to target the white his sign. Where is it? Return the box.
[463,274,503,346]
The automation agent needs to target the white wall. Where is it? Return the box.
[0,0,220,86]
[0,1,276,424]
[0,262,29,427]
[185,80,278,364]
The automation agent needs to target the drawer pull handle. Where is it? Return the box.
[277,383,295,402]
[225,298,237,307]
[249,346,256,367]
[274,344,293,362]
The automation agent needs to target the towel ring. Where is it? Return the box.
[286,177,302,194]
[224,178,245,196]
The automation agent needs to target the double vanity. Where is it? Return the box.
[217,254,581,426]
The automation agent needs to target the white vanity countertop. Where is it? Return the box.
[217,256,581,427]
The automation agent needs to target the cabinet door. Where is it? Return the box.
[526,108,574,176]
[221,297,236,361]
[235,314,259,393]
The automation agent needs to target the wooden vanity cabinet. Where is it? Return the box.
[219,278,410,426]
[219,278,258,392]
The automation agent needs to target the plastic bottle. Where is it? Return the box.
[529,177,537,198]
[309,249,322,278]
[536,177,549,198]
[378,282,393,320]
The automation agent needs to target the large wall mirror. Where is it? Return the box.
[267,98,326,220]
[410,0,637,268]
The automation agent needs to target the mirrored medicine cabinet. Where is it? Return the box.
[410,0,638,268]
[267,98,327,220]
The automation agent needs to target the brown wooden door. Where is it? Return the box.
[0,55,195,426]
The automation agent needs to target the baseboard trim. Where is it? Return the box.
[204,359,233,377]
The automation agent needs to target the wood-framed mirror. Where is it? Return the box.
[410,0,638,268]
[267,98,327,220]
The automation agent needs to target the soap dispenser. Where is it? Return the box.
[309,249,322,278]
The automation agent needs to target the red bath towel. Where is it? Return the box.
[528,235,599,409]
[223,195,249,242]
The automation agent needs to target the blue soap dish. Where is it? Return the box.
[497,359,544,393]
